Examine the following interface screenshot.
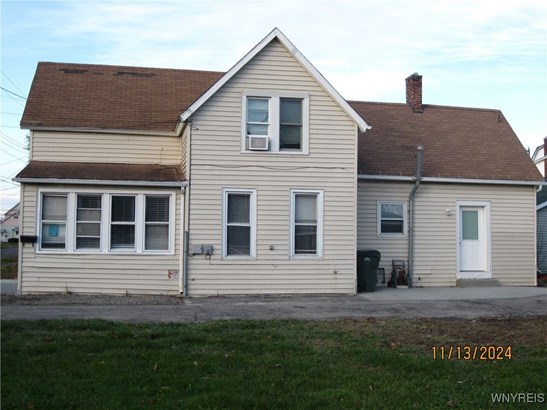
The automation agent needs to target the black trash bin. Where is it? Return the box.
[357,250,381,292]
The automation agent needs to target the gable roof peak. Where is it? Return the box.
[180,28,369,132]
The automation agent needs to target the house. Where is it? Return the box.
[14,29,543,295]
[1,203,20,242]
[531,138,546,177]
[537,187,547,274]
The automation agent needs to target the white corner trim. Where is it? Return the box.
[180,28,370,132]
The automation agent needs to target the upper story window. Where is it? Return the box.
[377,201,407,236]
[242,91,309,154]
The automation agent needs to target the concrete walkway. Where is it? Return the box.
[1,287,546,323]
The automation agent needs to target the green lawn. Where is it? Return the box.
[1,318,545,409]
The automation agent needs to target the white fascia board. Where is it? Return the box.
[180,28,370,132]
[23,125,182,137]
[358,174,544,186]
[13,177,187,188]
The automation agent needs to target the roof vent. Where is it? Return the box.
[60,69,88,75]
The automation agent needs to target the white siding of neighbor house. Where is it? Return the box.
[186,39,358,295]
[537,207,547,274]
[358,181,537,287]
[19,184,182,295]
[31,131,181,164]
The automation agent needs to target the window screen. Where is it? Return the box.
[294,194,317,254]
[226,193,251,256]
[111,196,135,249]
[41,194,67,249]
[280,98,302,150]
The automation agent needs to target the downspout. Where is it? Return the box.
[182,122,193,296]
[407,145,424,288]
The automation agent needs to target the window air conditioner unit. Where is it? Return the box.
[248,136,269,151]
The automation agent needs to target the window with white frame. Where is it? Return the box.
[242,91,309,154]
[290,190,323,257]
[37,190,175,253]
[222,189,256,258]
[377,201,407,236]
[76,194,101,250]
[41,194,68,249]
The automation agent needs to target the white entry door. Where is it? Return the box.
[458,206,486,273]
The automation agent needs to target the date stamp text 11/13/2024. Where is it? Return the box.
[431,345,512,361]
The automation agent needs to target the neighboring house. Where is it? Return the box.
[1,203,20,242]
[537,187,547,274]
[15,29,543,295]
[531,138,546,177]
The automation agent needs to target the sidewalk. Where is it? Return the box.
[1,287,546,323]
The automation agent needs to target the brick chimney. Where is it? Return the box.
[406,73,423,113]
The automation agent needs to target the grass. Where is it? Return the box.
[2,318,545,409]
[1,241,18,279]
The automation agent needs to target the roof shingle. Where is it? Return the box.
[21,62,223,132]
[350,101,541,182]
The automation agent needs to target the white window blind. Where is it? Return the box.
[41,194,67,249]
[110,196,136,249]
[76,195,101,249]
[145,196,170,250]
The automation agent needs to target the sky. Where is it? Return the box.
[1,0,546,215]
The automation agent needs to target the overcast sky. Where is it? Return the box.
[1,0,546,215]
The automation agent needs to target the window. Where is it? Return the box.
[38,190,175,253]
[110,196,136,250]
[378,201,407,236]
[280,98,303,150]
[41,194,67,249]
[145,196,170,251]
[76,195,101,250]
[242,91,309,154]
[290,190,323,257]
[222,189,256,258]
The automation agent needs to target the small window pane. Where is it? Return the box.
[41,223,66,248]
[77,237,100,249]
[462,211,479,240]
[280,98,302,124]
[294,225,317,254]
[228,194,250,224]
[78,195,101,209]
[111,196,135,222]
[295,195,316,223]
[42,195,67,220]
[77,223,101,236]
[145,225,169,250]
[381,203,403,219]
[247,98,269,122]
[111,225,135,249]
[247,124,268,136]
[146,197,169,222]
[227,226,250,256]
[381,220,404,233]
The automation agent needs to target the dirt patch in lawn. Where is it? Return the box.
[326,317,547,349]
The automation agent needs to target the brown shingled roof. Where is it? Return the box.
[16,161,185,183]
[21,62,224,132]
[350,101,542,182]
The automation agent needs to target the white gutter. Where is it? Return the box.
[358,175,544,186]
[13,178,187,188]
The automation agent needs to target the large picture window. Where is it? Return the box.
[290,190,323,257]
[242,91,309,154]
[38,190,175,253]
[222,189,256,258]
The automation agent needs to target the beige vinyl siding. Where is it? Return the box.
[358,181,537,287]
[537,207,547,274]
[19,184,182,295]
[31,131,181,164]
[186,39,358,295]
